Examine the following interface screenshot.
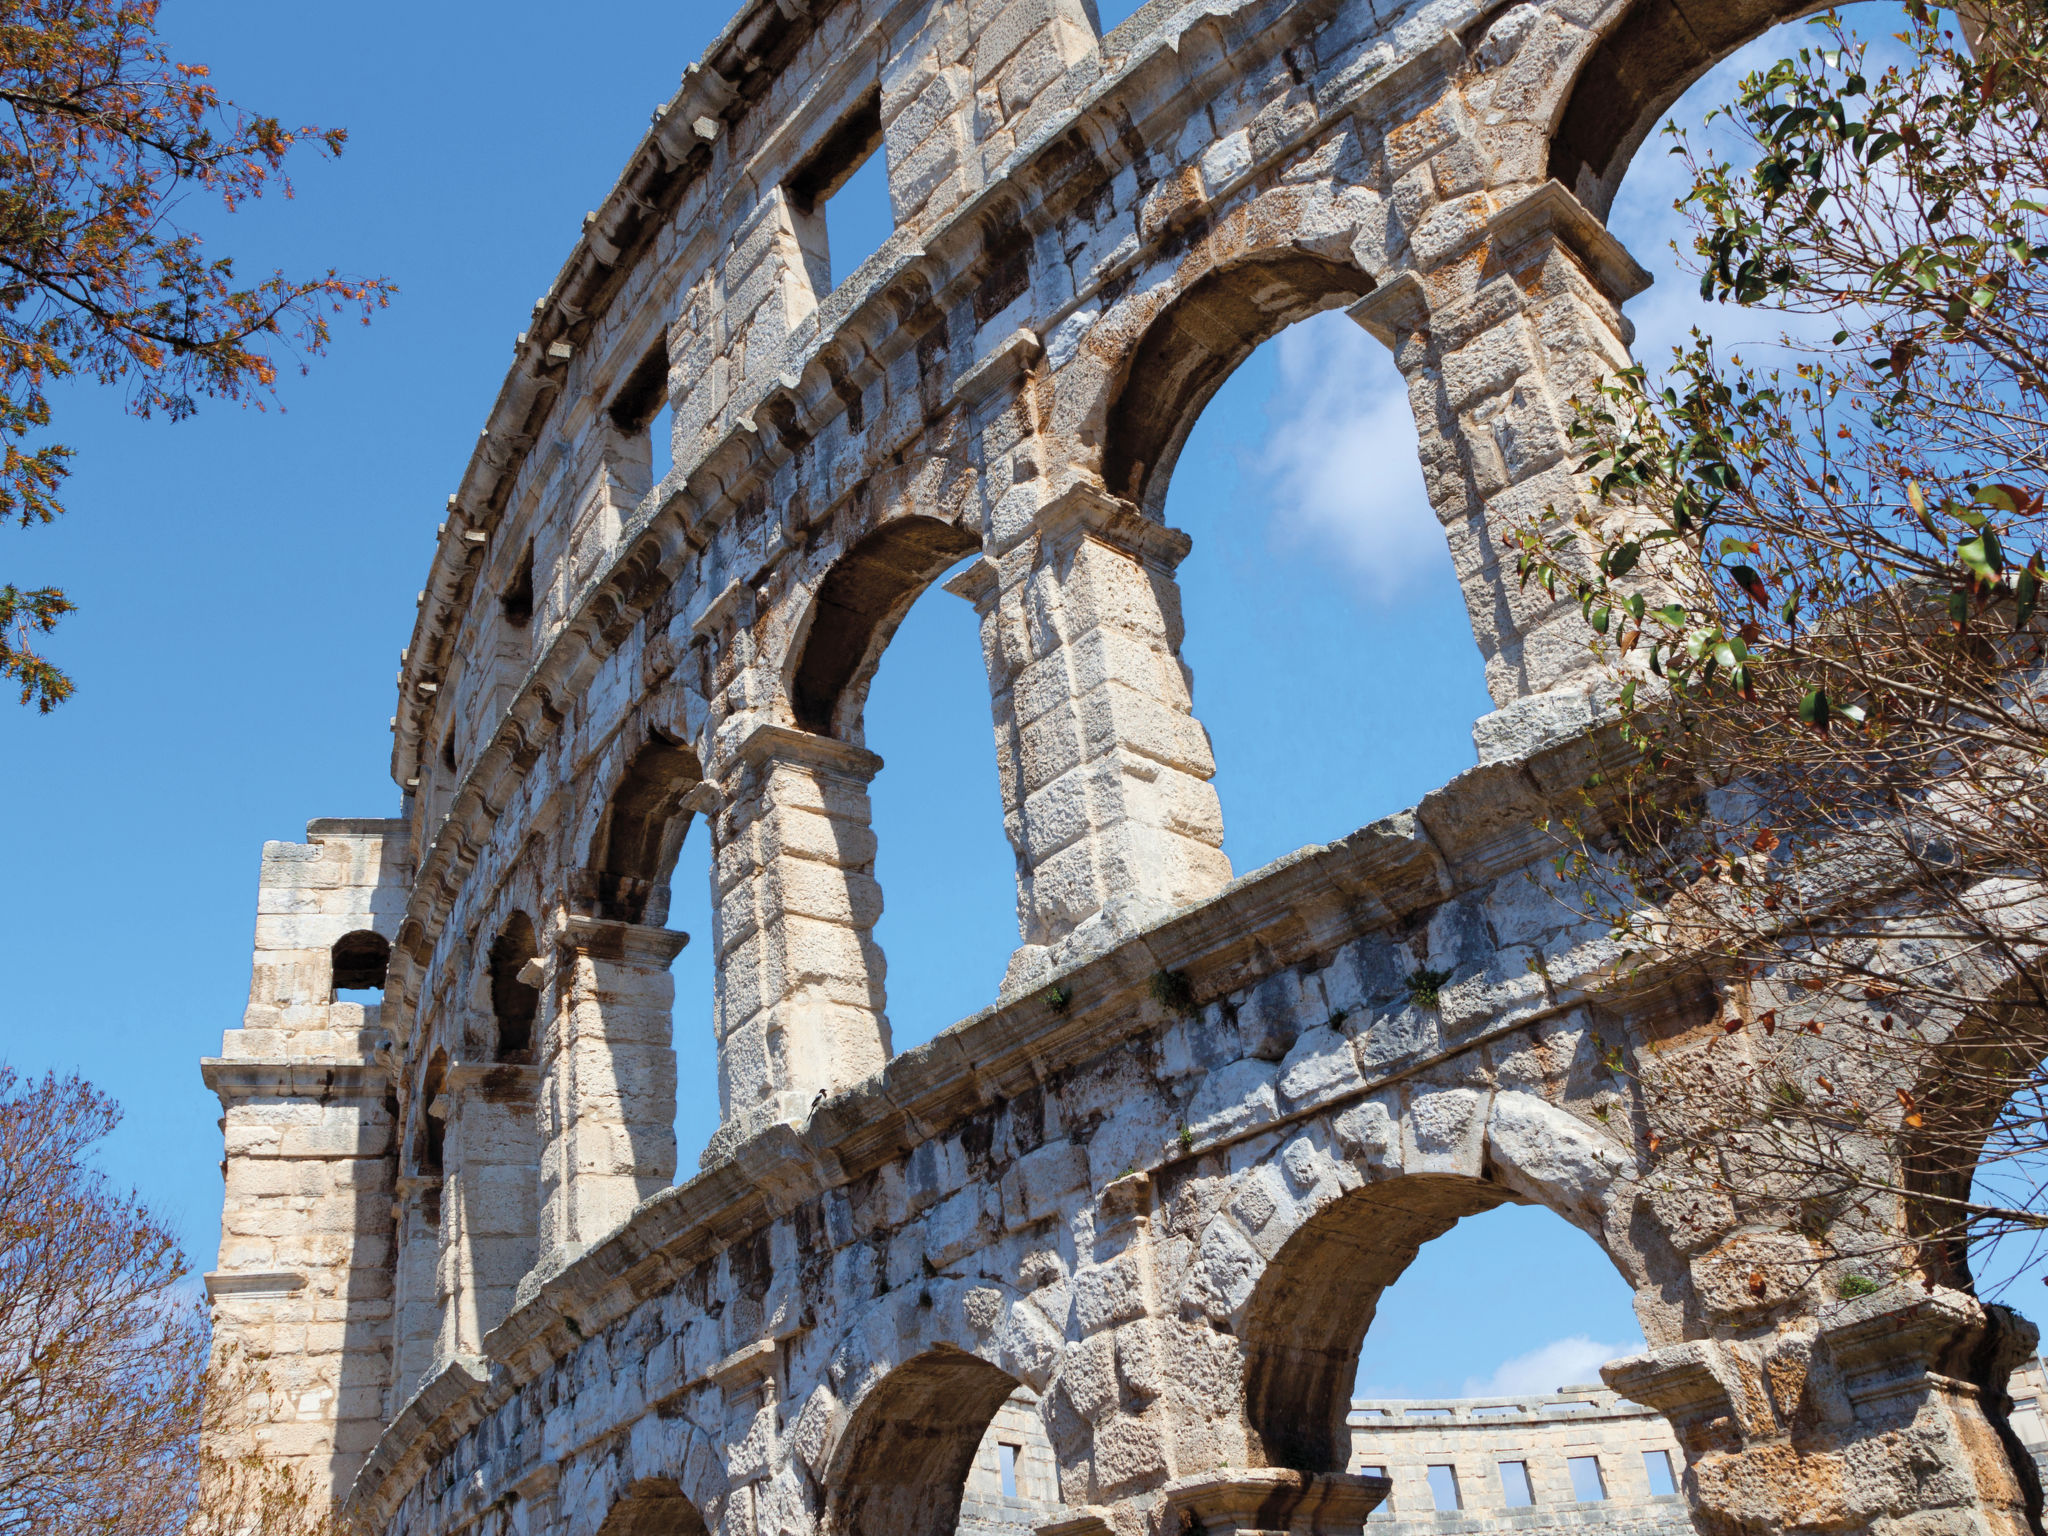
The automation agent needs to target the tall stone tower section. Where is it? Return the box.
[202,818,409,1501]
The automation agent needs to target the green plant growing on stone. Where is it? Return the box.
[1150,969,1197,1016]
[1044,984,1072,1014]
[1837,1274,1883,1299]
[1177,1121,1194,1153]
[1406,967,1452,1010]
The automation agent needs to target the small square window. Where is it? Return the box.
[1426,1465,1462,1511]
[1642,1449,1677,1497]
[1499,1461,1535,1508]
[1568,1456,1608,1502]
[998,1442,1020,1499]
[786,90,892,298]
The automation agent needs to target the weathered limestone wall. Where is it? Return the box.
[203,819,409,1498]
[201,0,2048,1534]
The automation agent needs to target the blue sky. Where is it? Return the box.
[1,0,2006,1402]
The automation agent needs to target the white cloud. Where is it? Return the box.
[1255,309,1447,603]
[1459,1335,1643,1398]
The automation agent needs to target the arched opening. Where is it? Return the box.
[1240,1177,1667,1523]
[330,929,390,1000]
[1241,1175,1524,1472]
[587,733,703,924]
[595,1478,710,1536]
[1101,251,1370,519]
[788,514,980,739]
[488,912,540,1063]
[826,1345,1023,1536]
[855,557,1017,1050]
[1113,256,1493,872]
[776,503,1013,1053]
[1548,0,1826,219]
[414,1050,447,1181]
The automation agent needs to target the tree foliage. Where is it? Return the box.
[0,1066,345,1536]
[0,0,390,712]
[1517,0,2048,1298]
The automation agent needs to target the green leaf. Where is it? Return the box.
[2017,561,2040,629]
[1959,535,2003,585]
[1591,603,1612,635]
[1604,542,1642,578]
[1798,686,1830,733]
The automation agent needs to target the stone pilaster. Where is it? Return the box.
[437,1061,541,1353]
[709,724,891,1145]
[950,483,1230,988]
[1605,1288,2038,1536]
[1353,180,1655,725]
[535,914,685,1274]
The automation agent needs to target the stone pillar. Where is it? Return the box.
[709,724,891,1146]
[881,0,1096,232]
[1605,1287,2037,1536]
[1352,181,1657,741]
[388,1177,441,1403]
[1162,1471,1390,1535]
[535,913,684,1273]
[948,482,1230,988]
[437,1061,540,1351]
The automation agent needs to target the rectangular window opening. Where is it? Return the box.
[1642,1449,1677,1497]
[1425,1465,1461,1512]
[1499,1462,1535,1508]
[649,399,674,486]
[607,342,673,495]
[1568,1456,1609,1502]
[787,89,891,297]
[998,1442,1020,1499]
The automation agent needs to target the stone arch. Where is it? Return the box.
[1100,249,1372,519]
[487,910,541,1062]
[330,928,391,996]
[414,1049,449,1180]
[592,1478,709,1536]
[823,1344,1025,1536]
[1183,1088,1645,1473]
[787,511,980,738]
[1239,1173,1524,1471]
[583,732,703,924]
[1547,0,1829,219]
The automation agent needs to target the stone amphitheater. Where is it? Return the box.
[201,1,2048,1534]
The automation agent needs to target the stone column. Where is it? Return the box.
[437,1060,541,1351]
[1352,181,1658,747]
[709,724,890,1146]
[948,482,1230,988]
[1605,1287,2037,1536]
[535,913,685,1273]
